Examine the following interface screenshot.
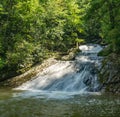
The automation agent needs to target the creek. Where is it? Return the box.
[0,44,119,117]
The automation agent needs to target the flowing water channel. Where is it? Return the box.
[0,44,120,117]
[0,89,120,117]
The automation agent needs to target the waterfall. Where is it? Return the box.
[16,44,103,94]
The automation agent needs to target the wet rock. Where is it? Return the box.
[83,76,92,86]
[99,53,120,94]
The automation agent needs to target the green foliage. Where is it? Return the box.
[75,38,85,43]
[107,29,120,53]
[0,58,5,69]
[98,46,112,56]
[85,0,120,51]
[6,40,35,72]
[0,0,85,79]
[0,0,119,80]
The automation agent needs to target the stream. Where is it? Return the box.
[0,44,119,117]
[0,89,120,117]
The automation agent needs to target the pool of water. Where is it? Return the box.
[0,89,119,117]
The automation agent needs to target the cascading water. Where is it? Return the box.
[1,44,119,117]
[15,44,103,98]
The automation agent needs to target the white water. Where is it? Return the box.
[15,44,103,98]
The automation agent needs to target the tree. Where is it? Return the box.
[85,0,120,52]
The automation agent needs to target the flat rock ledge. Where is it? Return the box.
[0,58,57,88]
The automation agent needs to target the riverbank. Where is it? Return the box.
[0,45,120,94]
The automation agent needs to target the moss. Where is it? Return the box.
[99,53,120,94]
[98,45,112,56]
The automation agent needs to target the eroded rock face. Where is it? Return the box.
[99,54,120,94]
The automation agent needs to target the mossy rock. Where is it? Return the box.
[99,53,120,94]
